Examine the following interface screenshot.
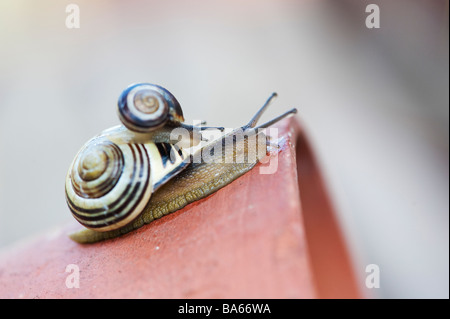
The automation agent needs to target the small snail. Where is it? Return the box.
[65,83,297,244]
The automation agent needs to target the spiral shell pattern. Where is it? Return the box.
[118,84,170,133]
[70,141,123,199]
[65,138,153,231]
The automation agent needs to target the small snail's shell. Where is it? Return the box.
[118,83,184,133]
[65,137,153,231]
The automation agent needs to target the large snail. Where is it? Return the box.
[65,83,297,244]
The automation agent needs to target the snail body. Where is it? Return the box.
[66,83,296,244]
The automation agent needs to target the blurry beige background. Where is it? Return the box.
[0,0,448,298]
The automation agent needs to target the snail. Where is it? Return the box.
[65,83,297,244]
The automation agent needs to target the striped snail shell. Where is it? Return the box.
[66,127,189,232]
[65,125,189,232]
[118,83,184,133]
[65,136,153,231]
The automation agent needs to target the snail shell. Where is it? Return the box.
[118,83,184,133]
[65,128,188,232]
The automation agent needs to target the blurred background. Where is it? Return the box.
[0,0,448,298]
